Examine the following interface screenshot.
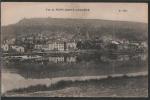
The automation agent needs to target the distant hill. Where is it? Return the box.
[1,18,148,42]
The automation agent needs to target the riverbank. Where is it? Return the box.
[4,75,148,97]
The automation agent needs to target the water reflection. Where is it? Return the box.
[2,53,148,79]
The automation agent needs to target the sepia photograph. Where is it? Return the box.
[1,2,148,97]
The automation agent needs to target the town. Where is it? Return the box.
[1,33,148,55]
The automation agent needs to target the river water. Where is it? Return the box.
[1,53,148,97]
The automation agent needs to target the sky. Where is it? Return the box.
[1,2,148,26]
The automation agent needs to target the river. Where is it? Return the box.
[1,53,148,97]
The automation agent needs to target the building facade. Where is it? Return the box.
[1,44,9,52]
[48,42,65,51]
[11,46,25,53]
[66,42,77,50]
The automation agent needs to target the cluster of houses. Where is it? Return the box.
[107,40,148,52]
[1,33,148,53]
[1,36,77,53]
[1,38,25,53]
[1,41,77,53]
[34,41,76,51]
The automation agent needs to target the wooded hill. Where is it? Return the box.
[1,18,148,42]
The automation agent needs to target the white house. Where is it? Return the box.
[1,44,9,52]
[48,42,64,51]
[66,42,76,50]
[11,45,25,53]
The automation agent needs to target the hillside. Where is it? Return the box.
[1,18,148,42]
